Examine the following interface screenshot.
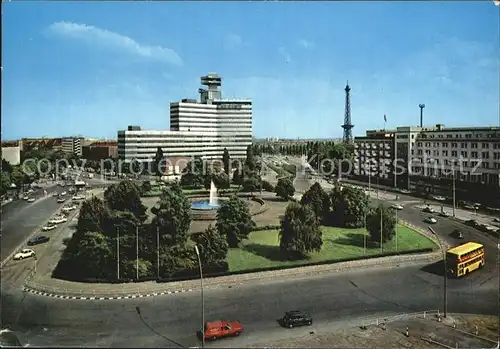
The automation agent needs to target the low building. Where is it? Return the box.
[82,141,118,160]
[19,138,62,152]
[1,142,21,165]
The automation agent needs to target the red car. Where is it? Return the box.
[198,320,244,341]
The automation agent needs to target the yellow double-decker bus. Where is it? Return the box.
[446,242,485,277]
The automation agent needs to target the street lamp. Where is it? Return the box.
[428,226,447,318]
[194,245,205,348]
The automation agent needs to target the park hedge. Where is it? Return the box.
[64,247,433,284]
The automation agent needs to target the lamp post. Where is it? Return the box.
[395,209,398,252]
[380,206,383,253]
[194,245,205,348]
[452,170,456,218]
[136,225,139,280]
[156,226,160,279]
[363,211,367,256]
[428,226,447,318]
[116,226,120,280]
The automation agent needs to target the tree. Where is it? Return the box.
[104,181,147,222]
[0,172,11,196]
[329,186,369,228]
[222,148,231,175]
[191,225,229,273]
[2,159,13,174]
[300,182,330,221]
[76,231,113,278]
[366,204,397,245]
[180,157,204,188]
[261,180,274,192]
[212,171,230,191]
[279,202,323,259]
[76,196,110,235]
[141,180,152,194]
[216,195,255,247]
[151,182,191,246]
[10,167,24,188]
[275,177,295,200]
[153,147,165,180]
[245,145,256,172]
[232,167,242,185]
[242,176,260,194]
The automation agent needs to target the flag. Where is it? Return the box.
[384,114,387,123]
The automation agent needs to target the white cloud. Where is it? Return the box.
[223,33,244,50]
[47,21,183,66]
[494,1,500,7]
[297,39,314,49]
[278,47,292,64]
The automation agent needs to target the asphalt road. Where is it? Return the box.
[1,178,113,265]
[1,262,497,348]
[0,186,68,264]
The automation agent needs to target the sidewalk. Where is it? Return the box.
[415,202,500,230]
[23,251,440,300]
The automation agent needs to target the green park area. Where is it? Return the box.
[53,144,439,283]
[227,225,437,272]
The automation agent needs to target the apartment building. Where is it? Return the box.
[61,137,85,157]
[118,73,253,163]
[353,124,500,204]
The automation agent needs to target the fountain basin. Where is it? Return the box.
[191,199,220,210]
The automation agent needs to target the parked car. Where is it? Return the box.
[423,206,435,213]
[52,192,59,197]
[465,219,480,228]
[432,196,446,201]
[439,211,451,217]
[60,191,67,196]
[48,217,67,225]
[493,217,500,223]
[72,195,85,201]
[390,204,404,210]
[13,249,35,260]
[62,205,77,213]
[425,217,437,224]
[27,236,50,246]
[42,224,57,232]
[451,229,464,239]
[197,320,244,341]
[27,197,35,203]
[57,198,66,203]
[280,310,313,328]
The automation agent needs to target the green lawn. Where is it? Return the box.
[226,225,437,272]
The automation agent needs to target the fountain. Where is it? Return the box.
[190,180,221,210]
[209,179,218,206]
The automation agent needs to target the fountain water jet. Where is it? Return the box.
[209,179,218,206]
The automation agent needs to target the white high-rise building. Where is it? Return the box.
[118,73,252,162]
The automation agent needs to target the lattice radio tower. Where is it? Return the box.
[341,81,354,144]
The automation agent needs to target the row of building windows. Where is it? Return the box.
[415,149,500,159]
[418,142,500,149]
[419,132,499,139]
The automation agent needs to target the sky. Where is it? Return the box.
[2,1,499,140]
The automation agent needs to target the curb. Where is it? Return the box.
[23,286,194,300]
[22,252,440,301]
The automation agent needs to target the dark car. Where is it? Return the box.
[451,229,463,239]
[27,235,50,246]
[465,219,480,228]
[280,310,312,328]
